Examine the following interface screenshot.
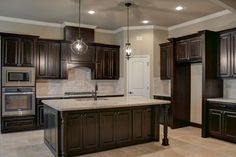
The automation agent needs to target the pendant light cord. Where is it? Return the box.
[78,0,81,39]
[127,4,130,43]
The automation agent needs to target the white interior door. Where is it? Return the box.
[127,56,150,98]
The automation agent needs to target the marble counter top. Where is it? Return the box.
[36,93,124,99]
[207,98,236,104]
[42,97,171,111]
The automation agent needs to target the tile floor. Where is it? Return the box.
[0,127,235,157]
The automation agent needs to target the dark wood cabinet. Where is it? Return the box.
[160,43,172,80]
[1,116,35,133]
[208,102,236,143]
[175,40,188,61]
[1,35,37,66]
[100,111,116,147]
[36,40,61,79]
[219,29,236,78]
[64,26,95,43]
[100,109,132,147]
[61,111,100,154]
[133,107,152,141]
[175,37,201,62]
[92,45,120,80]
[36,100,45,129]
[209,109,223,137]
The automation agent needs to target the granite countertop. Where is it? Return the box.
[36,93,124,99]
[153,94,171,97]
[42,97,171,111]
[207,98,236,104]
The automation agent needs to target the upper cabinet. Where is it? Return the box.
[64,26,95,43]
[219,29,236,78]
[1,34,38,67]
[160,43,172,80]
[92,44,120,80]
[36,40,67,79]
[175,36,202,63]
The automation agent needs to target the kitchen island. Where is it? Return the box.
[42,97,171,157]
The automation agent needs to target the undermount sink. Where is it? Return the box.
[75,98,109,101]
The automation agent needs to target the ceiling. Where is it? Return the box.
[0,0,227,30]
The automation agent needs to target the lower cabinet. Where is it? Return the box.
[133,107,152,141]
[44,106,156,156]
[208,102,236,143]
[1,116,35,133]
[100,109,132,148]
[66,112,99,155]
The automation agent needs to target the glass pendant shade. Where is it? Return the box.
[71,38,88,55]
[123,43,135,60]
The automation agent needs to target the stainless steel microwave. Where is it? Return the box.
[2,67,35,87]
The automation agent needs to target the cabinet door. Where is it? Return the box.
[175,40,188,61]
[189,37,202,61]
[47,42,60,78]
[103,48,113,79]
[20,38,35,66]
[94,46,104,79]
[223,111,236,142]
[116,110,132,144]
[133,109,144,140]
[160,44,172,80]
[209,109,223,137]
[37,41,48,78]
[112,48,120,79]
[219,33,231,77]
[231,31,236,77]
[67,114,83,152]
[60,42,68,79]
[2,36,20,66]
[37,105,44,129]
[100,111,116,147]
[143,108,152,139]
[83,112,99,150]
[68,45,95,65]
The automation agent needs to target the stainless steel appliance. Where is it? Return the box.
[2,87,35,117]
[2,67,35,87]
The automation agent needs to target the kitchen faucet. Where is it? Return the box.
[92,83,98,100]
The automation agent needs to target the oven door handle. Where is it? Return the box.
[3,92,35,95]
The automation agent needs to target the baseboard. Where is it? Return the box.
[189,122,202,128]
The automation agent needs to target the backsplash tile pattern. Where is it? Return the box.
[153,77,171,96]
[36,68,124,96]
[224,80,236,99]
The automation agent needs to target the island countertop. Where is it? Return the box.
[42,97,171,111]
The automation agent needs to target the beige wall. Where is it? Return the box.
[0,21,63,39]
[114,29,169,97]
[94,31,115,45]
[169,13,236,38]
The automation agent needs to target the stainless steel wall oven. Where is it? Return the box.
[2,87,35,117]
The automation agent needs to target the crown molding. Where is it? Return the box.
[0,16,62,28]
[63,22,97,29]
[95,29,115,34]
[168,10,232,31]
[113,25,168,34]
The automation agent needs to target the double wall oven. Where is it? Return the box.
[2,67,36,117]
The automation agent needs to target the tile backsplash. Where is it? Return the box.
[224,80,236,99]
[153,77,171,96]
[36,68,124,96]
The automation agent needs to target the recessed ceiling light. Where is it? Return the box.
[175,6,183,11]
[142,20,149,24]
[88,10,95,15]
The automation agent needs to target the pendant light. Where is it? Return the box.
[123,2,135,60]
[71,0,88,55]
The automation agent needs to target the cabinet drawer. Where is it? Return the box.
[2,117,35,132]
[209,102,236,112]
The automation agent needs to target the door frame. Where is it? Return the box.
[126,55,150,98]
